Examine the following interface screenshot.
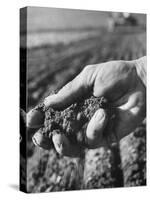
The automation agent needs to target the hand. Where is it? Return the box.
[30,58,146,157]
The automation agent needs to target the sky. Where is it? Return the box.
[26,7,108,32]
[20,7,146,33]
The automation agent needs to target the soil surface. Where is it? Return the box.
[25,26,146,192]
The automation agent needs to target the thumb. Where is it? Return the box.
[86,108,108,148]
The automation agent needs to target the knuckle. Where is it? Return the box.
[82,65,96,86]
[83,65,93,74]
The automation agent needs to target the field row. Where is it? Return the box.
[27,31,146,109]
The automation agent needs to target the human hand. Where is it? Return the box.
[28,57,146,157]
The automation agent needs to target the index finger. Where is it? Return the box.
[44,65,95,110]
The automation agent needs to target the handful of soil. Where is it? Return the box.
[32,95,114,151]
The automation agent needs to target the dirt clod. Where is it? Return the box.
[33,95,111,149]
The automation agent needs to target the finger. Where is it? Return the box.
[114,81,146,140]
[27,108,45,129]
[44,65,96,110]
[86,108,108,148]
[115,103,146,141]
[32,131,52,150]
[52,132,82,157]
[27,65,95,130]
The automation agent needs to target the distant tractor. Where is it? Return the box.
[107,12,138,31]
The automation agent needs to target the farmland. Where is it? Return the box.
[24,26,146,192]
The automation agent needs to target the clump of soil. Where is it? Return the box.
[33,95,112,149]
